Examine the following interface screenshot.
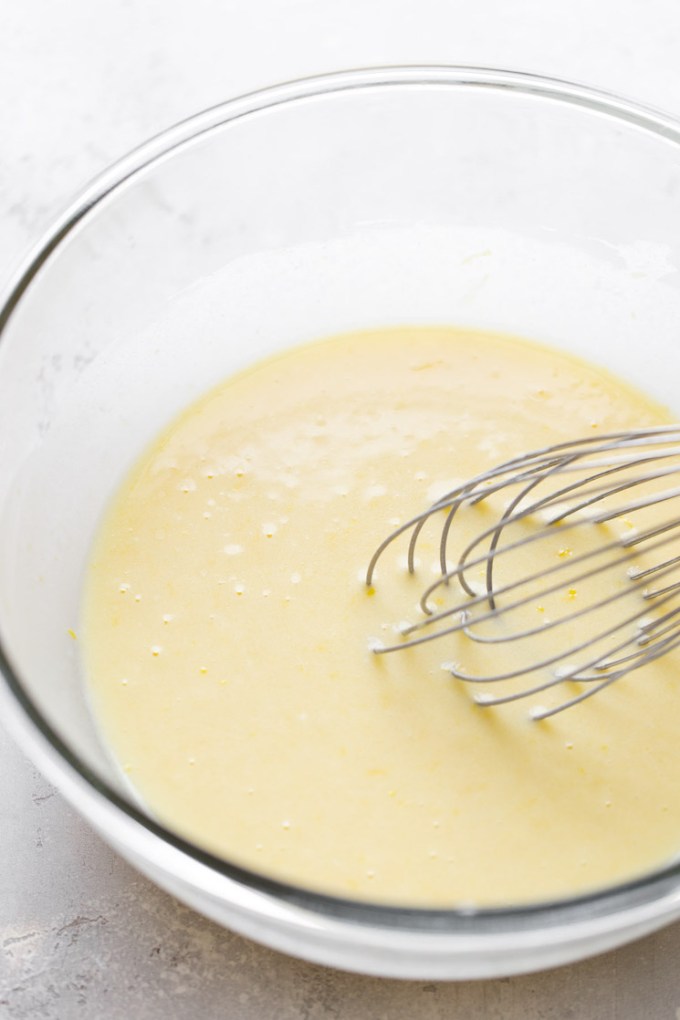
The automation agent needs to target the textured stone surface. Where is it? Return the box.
[3,1,680,1016]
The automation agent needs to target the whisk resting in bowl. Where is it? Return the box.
[366,426,680,720]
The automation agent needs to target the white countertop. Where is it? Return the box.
[3,2,680,1016]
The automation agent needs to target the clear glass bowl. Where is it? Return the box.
[2,67,680,980]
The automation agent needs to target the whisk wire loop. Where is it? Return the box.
[366,427,680,718]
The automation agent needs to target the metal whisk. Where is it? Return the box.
[366,426,680,719]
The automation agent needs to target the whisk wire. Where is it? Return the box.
[367,426,680,718]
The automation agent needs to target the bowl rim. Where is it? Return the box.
[3,64,680,933]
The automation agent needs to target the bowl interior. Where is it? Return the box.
[1,71,679,875]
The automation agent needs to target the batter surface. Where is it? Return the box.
[83,327,680,906]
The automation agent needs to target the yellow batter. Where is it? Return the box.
[83,327,680,906]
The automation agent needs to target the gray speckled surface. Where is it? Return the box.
[3,2,680,1016]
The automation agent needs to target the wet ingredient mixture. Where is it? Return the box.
[83,327,680,906]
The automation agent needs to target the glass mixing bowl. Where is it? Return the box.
[1,67,680,980]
